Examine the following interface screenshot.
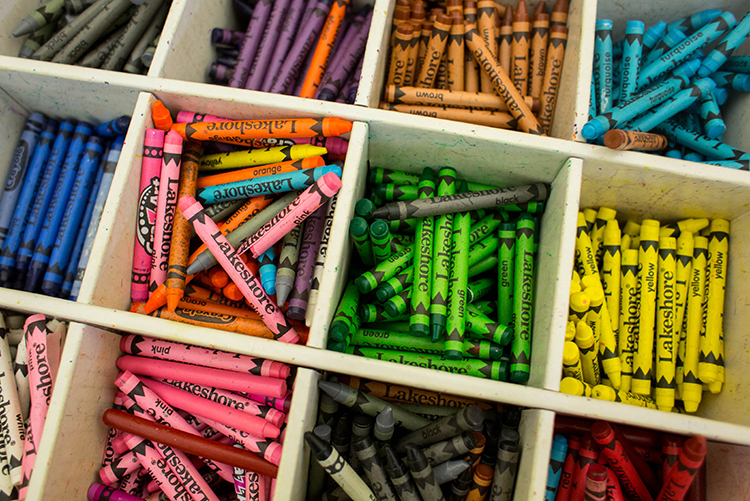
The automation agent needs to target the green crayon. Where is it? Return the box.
[430,167,457,342]
[469,235,499,266]
[466,304,513,346]
[385,288,412,317]
[394,233,415,247]
[371,220,395,264]
[510,214,536,383]
[375,265,414,302]
[359,304,409,323]
[380,321,411,332]
[370,167,420,186]
[355,244,415,293]
[374,184,419,202]
[498,223,516,328]
[351,329,443,354]
[389,218,419,234]
[467,278,494,303]
[469,212,511,245]
[350,217,375,266]
[473,301,496,316]
[355,198,377,218]
[468,255,498,277]
[328,338,348,352]
[468,181,499,191]
[463,339,504,360]
[500,201,545,213]
[471,209,488,221]
[330,281,362,343]
[411,168,436,337]
[445,181,471,360]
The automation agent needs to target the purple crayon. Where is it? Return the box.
[245,0,291,91]
[212,28,245,46]
[317,8,372,101]
[286,202,327,320]
[261,0,307,92]
[230,0,274,88]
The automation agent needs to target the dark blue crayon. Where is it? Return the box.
[15,120,77,278]
[0,113,46,248]
[699,12,750,77]
[0,119,58,284]
[594,20,614,114]
[699,92,725,139]
[653,118,750,162]
[544,435,568,501]
[93,116,130,137]
[711,71,750,91]
[722,56,750,74]
[667,9,722,34]
[642,21,667,53]
[619,21,644,103]
[41,135,104,296]
[629,78,716,132]
[644,28,686,65]
[638,12,736,89]
[24,122,93,292]
[700,159,749,170]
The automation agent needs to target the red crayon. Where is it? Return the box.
[571,435,599,501]
[605,466,625,501]
[584,464,607,501]
[662,435,683,480]
[655,436,707,501]
[198,415,284,467]
[591,421,653,501]
[554,416,661,451]
[555,435,580,501]
[611,425,661,495]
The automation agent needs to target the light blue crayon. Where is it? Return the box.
[588,74,596,120]
[664,140,682,158]
[94,115,131,137]
[0,113,46,248]
[638,12,737,90]
[594,20,614,113]
[644,29,686,65]
[653,118,750,161]
[60,156,103,300]
[701,159,749,170]
[24,121,93,292]
[544,435,568,501]
[629,78,716,133]
[69,135,124,301]
[197,164,342,204]
[0,119,58,284]
[620,21,644,102]
[723,56,750,74]
[581,59,700,140]
[699,92,726,138]
[667,9,723,34]
[711,71,750,91]
[15,120,77,277]
[41,135,104,296]
[258,246,277,295]
[642,21,667,53]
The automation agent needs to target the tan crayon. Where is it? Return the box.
[446,0,463,16]
[384,85,539,111]
[447,11,465,90]
[477,0,498,93]
[417,14,453,88]
[538,25,568,134]
[511,0,530,95]
[529,11,549,99]
[404,24,421,86]
[380,102,517,129]
[463,2,481,92]
[416,21,433,78]
[389,24,414,86]
[603,130,668,151]
[550,0,569,27]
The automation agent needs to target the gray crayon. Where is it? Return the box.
[395,405,484,453]
[33,0,113,60]
[324,487,356,501]
[122,0,170,73]
[422,431,477,466]
[102,0,167,71]
[308,424,333,501]
[370,184,550,220]
[65,0,95,14]
[77,24,127,67]
[332,413,352,458]
[275,223,303,305]
[318,381,431,431]
[405,445,446,501]
[488,440,520,501]
[353,435,399,501]
[374,407,395,442]
[18,20,61,59]
[306,432,377,501]
[140,36,158,66]
[448,468,473,501]
[189,198,245,238]
[349,415,373,473]
[433,460,471,485]
[383,445,422,501]
[318,390,340,426]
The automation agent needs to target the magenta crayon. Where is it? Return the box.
[179,195,300,344]
[244,172,342,258]
[99,450,140,485]
[131,129,165,302]
[117,355,288,399]
[286,202,327,320]
[199,415,284,466]
[88,483,144,501]
[122,435,189,501]
[591,421,652,501]
[231,0,274,88]
[25,314,53,457]
[245,0,292,91]
[262,0,307,92]
[149,131,183,294]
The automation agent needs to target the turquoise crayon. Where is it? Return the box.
[411,168,436,338]
[545,435,568,501]
[699,92,726,139]
[642,21,667,53]
[699,10,750,76]
[258,246,277,295]
[589,74,596,119]
[722,56,750,73]
[644,29,686,66]
[619,21,644,103]
[594,20,614,113]
[653,118,750,162]
[710,71,750,91]
[700,159,749,170]
[628,78,716,133]
[667,9,722,34]
[510,214,535,383]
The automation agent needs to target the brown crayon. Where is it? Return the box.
[184,283,248,309]
[447,12,465,90]
[538,25,567,134]
[511,0,530,95]
[499,6,514,76]
[384,85,539,111]
[196,157,325,189]
[404,24,422,86]
[495,14,502,57]
[603,130,668,151]
[299,0,351,98]
[389,24,415,86]
[417,14,453,88]
[380,102,517,129]
[446,0,463,16]
[390,1,413,44]
[436,53,449,89]
[493,2,507,18]
[416,21,433,79]
[345,376,495,410]
[165,142,201,312]
[477,0,498,93]
[170,118,353,144]
[464,21,546,134]
[529,12,549,99]
[411,0,427,24]
[463,2,481,92]
[466,464,494,501]
[550,0,569,27]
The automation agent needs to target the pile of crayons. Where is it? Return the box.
[0,313,68,498]
[547,416,707,501]
[582,9,750,169]
[380,0,570,134]
[208,0,372,103]
[0,113,129,299]
[563,209,729,414]
[14,0,171,74]
[132,101,353,344]
[329,167,548,383]
[307,375,523,501]
[92,335,291,500]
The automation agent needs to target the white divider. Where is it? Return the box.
[515,409,556,501]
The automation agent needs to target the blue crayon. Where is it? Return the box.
[94,115,131,137]
[644,29,686,65]
[664,140,682,158]
[699,93,726,139]
[700,11,750,76]
[667,9,722,34]
[653,118,750,161]
[683,150,703,162]
[629,78,716,133]
[701,159,749,170]
[588,74,596,119]
[642,21,667,53]
[713,87,728,105]
[638,12,736,90]
[24,122,93,292]
[0,113,46,248]
[620,21,644,103]
[723,56,750,74]
[711,71,750,91]
[612,39,623,60]
[15,120,77,278]
[258,246,277,295]
[0,119,58,283]
[581,59,699,140]
[69,135,125,301]
[197,164,343,204]
[544,435,568,501]
[594,20,614,113]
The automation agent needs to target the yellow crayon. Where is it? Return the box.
[620,234,631,255]
[570,280,581,296]
[592,207,616,267]
[673,231,694,366]
[575,212,600,279]
[582,276,621,390]
[584,286,603,345]
[560,377,592,397]
[565,321,576,341]
[575,321,600,386]
[682,236,708,413]
[659,218,709,239]
[700,219,728,384]
[708,333,723,394]
[602,220,621,336]
[562,341,585,382]
[618,249,639,393]
[655,237,677,412]
[631,221,659,395]
[699,227,711,237]
[198,144,328,171]
[572,269,581,285]
[591,385,658,410]
[569,291,590,322]
[583,208,597,233]
[630,235,640,249]
[623,219,640,237]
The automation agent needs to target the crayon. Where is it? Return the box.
[298,0,350,98]
[381,102,517,128]
[377,264,414,301]
[653,119,750,164]
[631,222,659,395]
[428,170,454,341]
[545,435,568,501]
[698,11,750,76]
[256,246,277,295]
[409,169,436,337]
[592,385,657,409]
[318,9,373,100]
[405,444,446,501]
[602,130,668,151]
[488,439,520,501]
[199,157,326,190]
[555,435,580,501]
[467,304,511,345]
[476,0,497,93]
[698,93,726,140]
[0,321,24,486]
[370,220,395,265]
[352,436,398,501]
[655,436,706,501]
[101,0,168,72]
[528,8,549,99]
[562,341,585,383]
[644,29,687,66]
[447,11,466,91]
[583,464,607,501]
[699,220,728,384]
[601,220,621,334]
[594,20,613,115]
[230,0,273,88]
[654,237,677,412]
[171,118,352,146]
[355,244,414,293]
[590,421,652,501]
[308,195,337,323]
[421,431,477,466]
[395,404,483,453]
[619,21,644,103]
[591,207,615,265]
[415,14,452,89]
[329,281,361,342]
[445,180,470,357]
[494,6,513,78]
[618,249,639,393]
[510,214,535,383]
[13,0,65,38]
[679,236,708,412]
[199,144,327,172]
[285,201,327,320]
[382,444,421,501]
[384,288,412,317]
[243,0,293,91]
[575,321,600,387]
[628,78,717,134]
[510,1,530,96]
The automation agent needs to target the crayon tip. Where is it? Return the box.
[166,292,182,313]
[152,101,173,131]
[514,0,528,20]
[12,20,35,38]
[144,290,166,314]
[502,6,514,25]
[532,1,545,20]
[552,0,568,14]
[317,380,343,401]
[170,122,188,140]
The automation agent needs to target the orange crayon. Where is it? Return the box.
[184,283,247,310]
[152,100,173,131]
[511,0,530,96]
[178,296,261,321]
[299,0,351,98]
[224,282,245,302]
[209,267,230,288]
[170,118,353,145]
[196,156,325,189]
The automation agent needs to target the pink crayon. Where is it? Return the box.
[117,468,146,496]
[247,392,292,412]
[117,355,287,398]
[123,435,191,501]
[243,172,342,258]
[157,377,286,428]
[149,131,183,294]
[25,314,53,474]
[119,335,291,379]
[140,377,280,439]
[150,439,221,501]
[132,129,165,302]
[199,415,283,467]
[88,483,144,501]
[99,450,140,485]
[246,472,271,501]
[179,195,300,344]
